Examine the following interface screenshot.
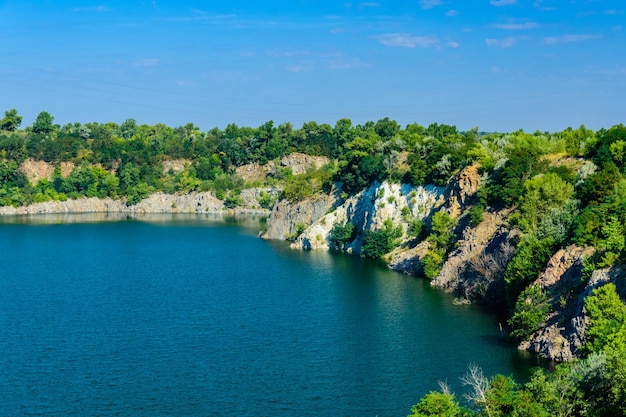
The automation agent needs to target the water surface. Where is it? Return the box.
[0,214,537,416]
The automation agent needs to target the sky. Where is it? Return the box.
[1,0,624,133]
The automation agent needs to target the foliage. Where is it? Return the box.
[408,219,424,239]
[328,222,356,250]
[31,111,57,135]
[583,283,626,355]
[0,109,23,131]
[503,235,556,306]
[428,211,457,251]
[508,285,550,341]
[422,211,458,279]
[514,172,574,234]
[361,218,402,259]
[408,391,469,417]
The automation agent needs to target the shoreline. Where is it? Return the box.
[0,191,271,217]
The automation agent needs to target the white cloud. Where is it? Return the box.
[485,37,516,48]
[493,22,540,30]
[446,9,459,16]
[543,34,601,45]
[359,2,380,7]
[446,41,460,48]
[377,33,439,48]
[490,0,517,6]
[133,58,160,67]
[419,0,443,10]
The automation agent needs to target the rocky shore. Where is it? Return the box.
[0,190,272,217]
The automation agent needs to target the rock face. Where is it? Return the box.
[236,162,274,183]
[444,164,481,218]
[519,255,625,362]
[19,159,74,184]
[282,181,444,253]
[162,159,191,175]
[431,213,520,305]
[262,194,337,241]
[235,153,331,183]
[0,189,276,216]
[279,153,330,175]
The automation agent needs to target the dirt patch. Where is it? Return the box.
[19,159,75,184]
[162,159,191,175]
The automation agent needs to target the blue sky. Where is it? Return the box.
[1,0,624,132]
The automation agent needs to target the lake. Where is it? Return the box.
[0,214,539,416]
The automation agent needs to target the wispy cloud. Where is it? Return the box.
[376,33,439,48]
[72,5,112,12]
[493,22,540,30]
[268,50,368,72]
[446,41,460,48]
[419,0,443,10]
[485,37,516,48]
[359,2,380,7]
[133,58,160,68]
[446,9,459,17]
[533,0,557,11]
[543,34,601,45]
[490,0,517,6]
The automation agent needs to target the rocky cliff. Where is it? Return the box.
[0,189,276,216]
[270,181,445,253]
[431,214,520,305]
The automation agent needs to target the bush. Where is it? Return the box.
[328,222,355,250]
[504,235,556,306]
[362,229,391,259]
[508,285,550,341]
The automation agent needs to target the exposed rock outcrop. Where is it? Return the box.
[162,159,191,175]
[235,153,331,183]
[431,212,519,305]
[280,153,330,175]
[0,189,277,216]
[283,181,444,253]
[262,194,337,241]
[443,164,481,218]
[19,159,74,184]
[236,162,274,183]
[520,256,623,362]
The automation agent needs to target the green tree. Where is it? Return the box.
[328,222,355,250]
[584,283,626,355]
[362,229,391,259]
[0,109,23,131]
[504,236,555,305]
[32,111,56,135]
[516,173,574,234]
[408,391,468,417]
[508,285,550,341]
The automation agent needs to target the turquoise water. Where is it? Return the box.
[0,214,537,416]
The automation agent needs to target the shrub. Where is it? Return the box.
[508,285,550,341]
[329,222,355,250]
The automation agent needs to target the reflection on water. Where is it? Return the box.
[0,212,268,228]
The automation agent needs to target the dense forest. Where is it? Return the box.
[1,108,625,416]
